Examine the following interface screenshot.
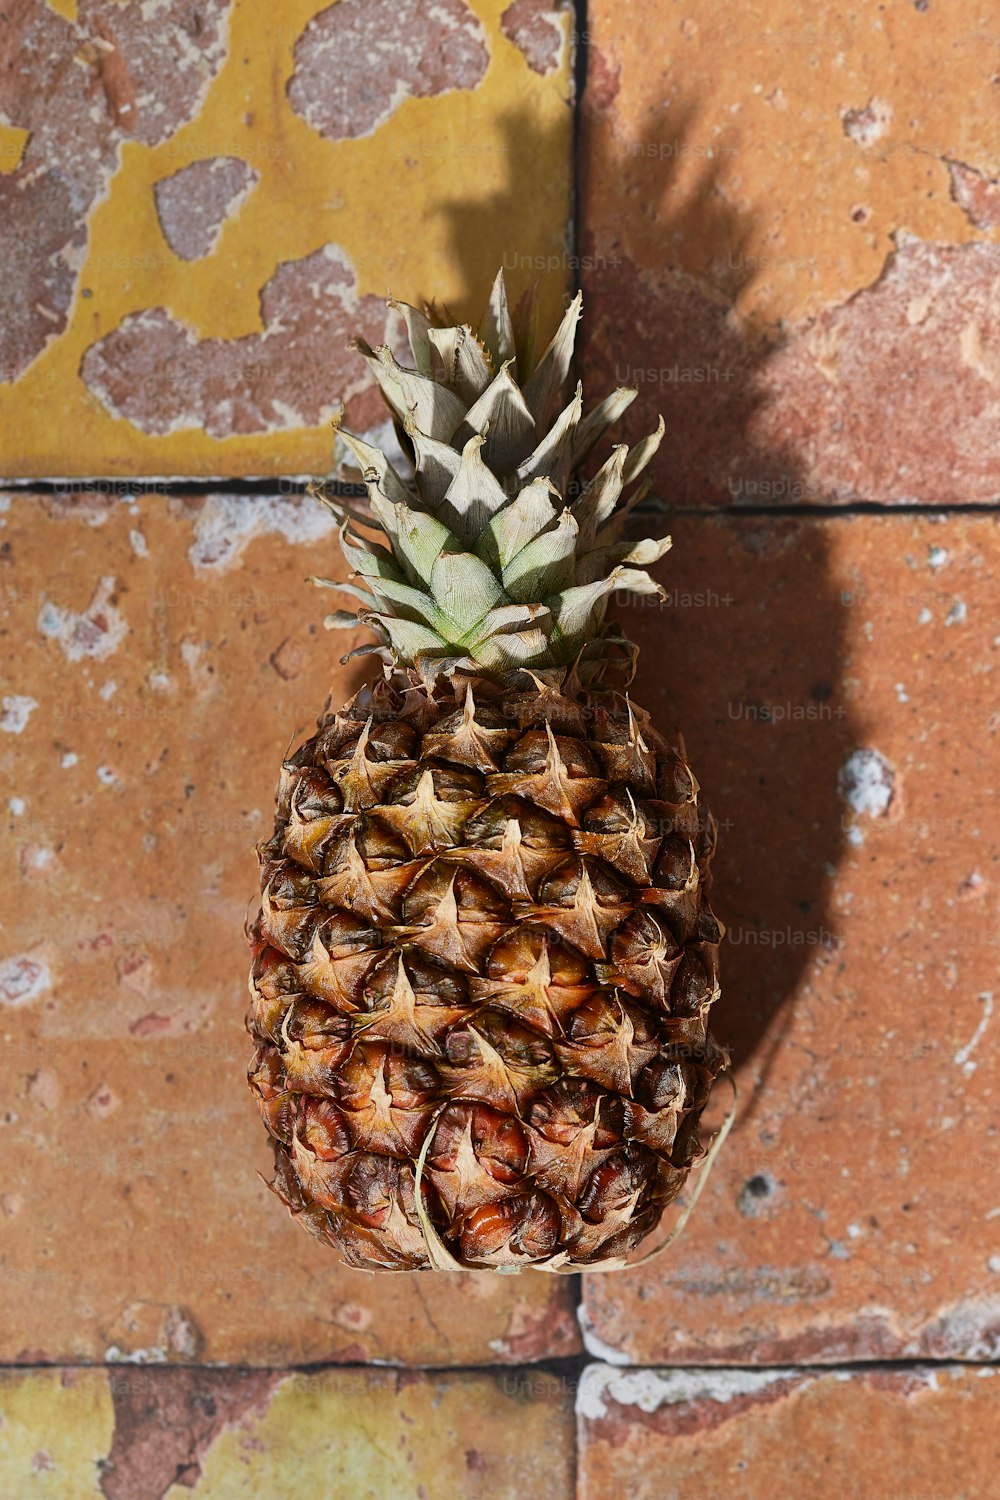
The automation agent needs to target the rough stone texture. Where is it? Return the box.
[289,0,490,140]
[154,157,259,262]
[580,0,1000,504]
[0,1367,574,1498]
[0,1,573,478]
[949,160,1000,231]
[0,0,232,382]
[501,0,572,77]
[583,511,1000,1363]
[0,493,580,1367]
[80,246,393,438]
[577,1365,1000,1500]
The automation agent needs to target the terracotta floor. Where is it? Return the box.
[1,3,998,1496]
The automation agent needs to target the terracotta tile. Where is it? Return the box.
[578,1364,1000,1500]
[0,1,573,478]
[580,0,1000,503]
[0,1366,574,1499]
[0,493,580,1366]
[583,511,1000,1363]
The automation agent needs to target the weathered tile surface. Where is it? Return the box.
[0,1366,574,1499]
[583,511,1000,1363]
[578,1364,1000,1500]
[0,1,573,477]
[0,492,580,1366]
[580,0,1000,503]
[0,1368,113,1499]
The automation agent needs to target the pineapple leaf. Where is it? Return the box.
[427,323,492,403]
[456,360,536,476]
[478,478,559,572]
[440,431,509,542]
[477,267,515,368]
[334,423,411,507]
[622,414,666,486]
[515,382,582,496]
[353,339,466,442]
[501,509,579,603]
[548,567,663,650]
[521,291,582,429]
[572,446,627,549]
[430,549,507,637]
[473,626,553,670]
[465,601,552,652]
[571,386,637,469]
[364,575,452,635]
[368,615,449,661]
[389,298,435,376]
[367,492,455,587]
[405,415,462,507]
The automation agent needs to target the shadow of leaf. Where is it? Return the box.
[576,93,859,1117]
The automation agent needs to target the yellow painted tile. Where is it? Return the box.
[0,1370,112,1499]
[0,0,573,477]
[172,1370,574,1499]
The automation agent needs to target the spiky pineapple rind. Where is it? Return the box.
[248,672,725,1272]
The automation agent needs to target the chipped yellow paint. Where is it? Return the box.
[170,1370,573,1499]
[593,0,1000,332]
[2,0,573,477]
[44,0,78,19]
[0,125,30,173]
[0,1370,112,1497]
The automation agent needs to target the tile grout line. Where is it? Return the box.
[2,1356,999,1374]
[3,479,998,519]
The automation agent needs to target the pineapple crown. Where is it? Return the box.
[312,269,668,685]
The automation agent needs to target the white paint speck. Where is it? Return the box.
[0,953,52,1007]
[99,679,117,701]
[37,576,127,662]
[988,1257,1000,1275]
[839,748,896,818]
[187,495,337,573]
[841,97,892,148]
[945,599,967,627]
[954,991,994,1075]
[576,1305,631,1366]
[104,1345,168,1365]
[129,529,148,558]
[928,546,949,571]
[577,1365,798,1422]
[847,1223,862,1239]
[96,765,119,787]
[8,797,25,816]
[1,695,38,734]
[917,607,933,624]
[61,752,78,769]
[894,683,909,704]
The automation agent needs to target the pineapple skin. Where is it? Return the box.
[248,670,725,1272]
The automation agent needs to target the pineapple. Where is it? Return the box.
[247,271,726,1272]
